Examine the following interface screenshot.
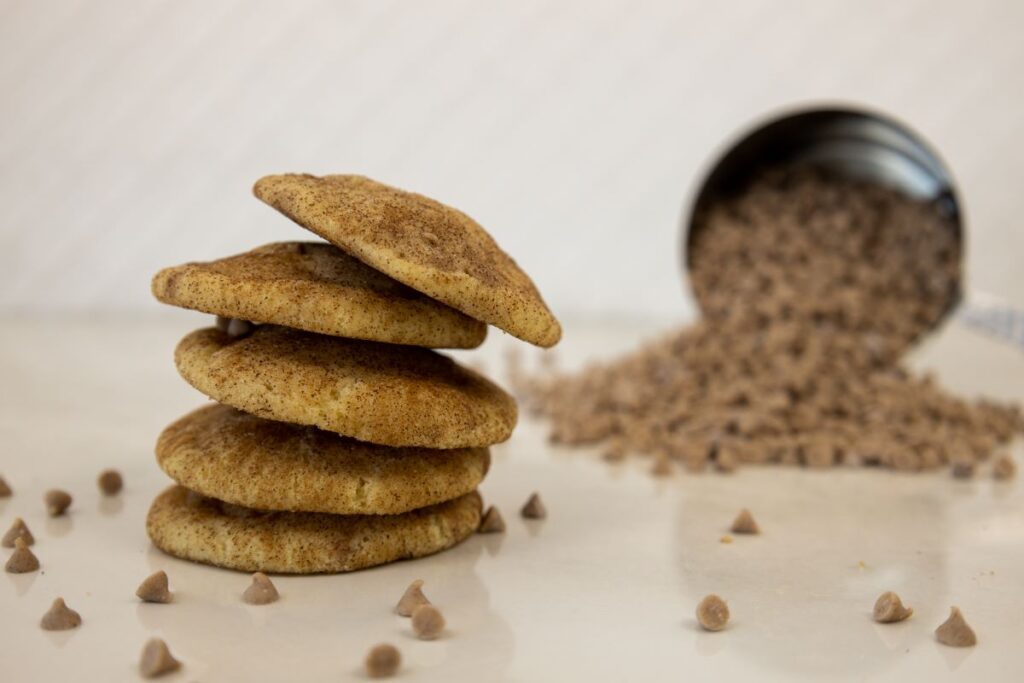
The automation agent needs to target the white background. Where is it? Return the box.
[2,0,1023,321]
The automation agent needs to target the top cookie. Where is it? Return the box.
[253,174,562,348]
[152,241,485,349]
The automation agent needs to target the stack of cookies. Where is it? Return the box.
[147,174,560,573]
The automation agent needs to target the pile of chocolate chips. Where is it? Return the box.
[520,168,1022,473]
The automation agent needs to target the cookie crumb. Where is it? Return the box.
[730,508,760,534]
[951,460,975,480]
[0,475,11,497]
[872,591,913,623]
[696,594,730,631]
[521,492,547,519]
[478,506,506,533]
[993,454,1016,480]
[136,570,172,604]
[411,604,446,640]
[44,489,72,517]
[935,606,976,647]
[139,638,181,678]
[97,469,123,495]
[242,572,279,605]
[719,535,734,544]
[365,643,401,678]
[5,537,39,573]
[2,517,34,548]
[395,579,430,617]
[40,597,82,631]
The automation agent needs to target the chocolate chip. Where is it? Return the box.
[242,572,279,605]
[520,492,547,520]
[395,579,430,617]
[411,604,445,640]
[136,570,172,604]
[139,638,181,678]
[935,606,976,647]
[97,469,123,496]
[993,454,1016,481]
[2,517,33,548]
[696,594,730,631]
[364,643,401,678]
[730,509,759,535]
[872,591,913,623]
[5,537,39,573]
[44,489,72,517]
[0,475,11,497]
[478,506,506,533]
[40,597,82,631]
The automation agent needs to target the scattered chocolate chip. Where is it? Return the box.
[44,489,72,517]
[935,606,976,647]
[226,318,254,339]
[730,508,760,535]
[242,572,279,605]
[993,454,1016,481]
[136,570,172,604]
[411,604,446,640]
[5,537,39,573]
[0,475,11,497]
[478,506,506,533]
[395,579,430,617]
[520,492,547,520]
[97,469,123,496]
[872,591,913,623]
[139,638,182,678]
[696,594,730,631]
[365,643,401,679]
[951,460,975,479]
[40,597,82,631]
[2,517,33,548]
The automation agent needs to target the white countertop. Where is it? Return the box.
[1,314,1022,682]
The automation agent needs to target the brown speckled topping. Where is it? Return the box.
[153,242,485,349]
[157,404,490,516]
[2,517,33,548]
[174,325,516,449]
[146,485,482,574]
[253,175,561,348]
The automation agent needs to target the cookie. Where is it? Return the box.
[174,325,516,448]
[152,242,485,349]
[157,404,490,515]
[253,174,561,348]
[146,485,482,574]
